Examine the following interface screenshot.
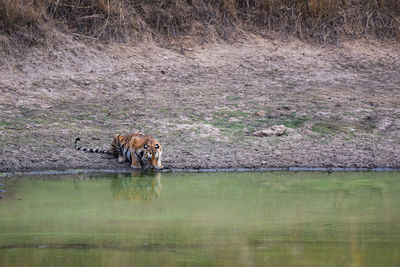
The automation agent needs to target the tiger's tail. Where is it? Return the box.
[74,138,112,155]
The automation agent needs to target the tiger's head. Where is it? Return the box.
[137,137,163,170]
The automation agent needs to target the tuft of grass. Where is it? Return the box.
[226,95,242,101]
[312,123,337,135]
[0,0,43,30]
[0,119,24,130]
[0,120,13,130]
[312,117,349,136]
[280,113,309,129]
[357,115,378,132]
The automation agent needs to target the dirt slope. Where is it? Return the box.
[1,35,400,172]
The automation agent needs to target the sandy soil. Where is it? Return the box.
[1,34,400,172]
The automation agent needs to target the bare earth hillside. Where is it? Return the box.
[0,35,399,172]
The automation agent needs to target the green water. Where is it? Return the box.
[0,171,399,267]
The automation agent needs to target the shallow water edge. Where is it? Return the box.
[0,166,399,178]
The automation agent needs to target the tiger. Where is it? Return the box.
[74,133,163,170]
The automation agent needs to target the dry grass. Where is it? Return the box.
[235,0,400,41]
[0,0,399,43]
[0,0,43,30]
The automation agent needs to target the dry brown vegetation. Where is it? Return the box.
[1,0,399,44]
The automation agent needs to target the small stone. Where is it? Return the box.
[255,111,266,117]
[253,129,275,137]
[253,125,287,137]
[302,129,314,135]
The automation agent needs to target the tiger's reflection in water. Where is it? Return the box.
[110,171,161,201]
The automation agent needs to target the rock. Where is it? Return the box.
[255,111,266,117]
[253,125,287,137]
[253,129,275,137]
[301,129,314,135]
[266,113,277,119]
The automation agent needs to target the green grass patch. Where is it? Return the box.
[72,114,96,121]
[204,109,249,133]
[205,110,309,134]
[312,123,338,135]
[0,119,25,130]
[225,95,242,101]
[0,120,13,129]
[31,82,42,87]
[312,118,349,136]
[189,113,205,121]
[212,110,249,118]
[357,116,378,132]
[205,120,245,132]
[279,113,309,128]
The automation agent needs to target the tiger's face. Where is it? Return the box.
[137,139,163,169]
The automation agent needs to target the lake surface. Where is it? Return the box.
[0,171,399,266]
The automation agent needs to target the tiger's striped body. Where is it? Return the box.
[74,133,163,170]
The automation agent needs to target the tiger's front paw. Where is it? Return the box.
[131,163,141,169]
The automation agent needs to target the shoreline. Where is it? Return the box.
[1,166,399,178]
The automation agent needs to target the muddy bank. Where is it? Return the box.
[1,36,400,172]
